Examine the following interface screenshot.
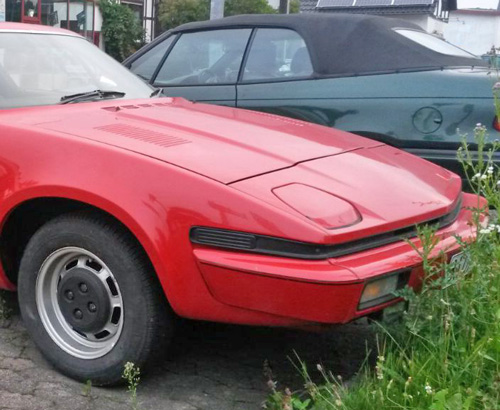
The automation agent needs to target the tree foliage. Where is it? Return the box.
[158,0,210,31]
[157,0,296,32]
[224,0,276,16]
[289,0,300,13]
[100,0,145,61]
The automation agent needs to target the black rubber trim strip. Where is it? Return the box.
[190,196,462,260]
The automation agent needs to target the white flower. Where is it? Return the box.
[425,384,433,395]
[488,166,494,175]
[473,173,482,180]
[480,228,491,234]
[267,379,277,390]
[474,123,487,132]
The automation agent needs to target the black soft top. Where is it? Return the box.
[173,13,487,77]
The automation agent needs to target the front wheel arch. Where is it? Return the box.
[17,210,173,385]
[0,197,165,295]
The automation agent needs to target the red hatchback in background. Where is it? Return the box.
[0,23,485,385]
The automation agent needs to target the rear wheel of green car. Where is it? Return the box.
[18,212,173,385]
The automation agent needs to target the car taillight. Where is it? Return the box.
[494,116,500,132]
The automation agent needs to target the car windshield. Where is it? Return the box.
[0,32,153,109]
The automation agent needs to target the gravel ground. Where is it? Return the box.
[0,291,376,410]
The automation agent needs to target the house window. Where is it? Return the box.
[5,0,22,22]
[41,0,67,27]
[24,0,38,17]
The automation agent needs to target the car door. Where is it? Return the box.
[150,29,252,107]
[236,28,323,121]
[236,28,401,133]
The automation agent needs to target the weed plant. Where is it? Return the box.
[265,126,500,409]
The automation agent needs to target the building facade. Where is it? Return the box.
[444,7,500,55]
[0,0,157,46]
[0,0,102,45]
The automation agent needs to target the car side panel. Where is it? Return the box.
[236,70,496,150]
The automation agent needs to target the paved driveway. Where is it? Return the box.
[0,291,375,410]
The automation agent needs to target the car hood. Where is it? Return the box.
[231,144,462,241]
[25,98,381,184]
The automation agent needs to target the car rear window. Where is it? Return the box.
[395,29,475,58]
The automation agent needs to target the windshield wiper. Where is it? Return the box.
[60,90,126,104]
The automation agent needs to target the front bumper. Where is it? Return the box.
[193,193,485,324]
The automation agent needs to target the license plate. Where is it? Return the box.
[450,252,471,273]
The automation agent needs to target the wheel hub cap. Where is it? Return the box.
[57,267,111,333]
[36,247,124,359]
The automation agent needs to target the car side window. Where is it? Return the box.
[154,29,251,87]
[129,36,175,82]
[242,29,313,82]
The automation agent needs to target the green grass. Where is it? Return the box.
[264,127,500,410]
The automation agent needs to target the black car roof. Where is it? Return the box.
[172,13,487,77]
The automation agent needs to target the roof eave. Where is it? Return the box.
[315,5,435,15]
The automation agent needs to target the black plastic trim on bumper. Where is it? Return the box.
[190,196,462,260]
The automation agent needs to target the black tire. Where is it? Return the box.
[17,211,173,386]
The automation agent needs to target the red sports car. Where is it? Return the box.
[0,24,485,385]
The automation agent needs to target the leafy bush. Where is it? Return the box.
[289,0,300,14]
[100,0,145,61]
[264,130,500,408]
[158,0,209,31]
[224,0,276,16]
[157,0,291,32]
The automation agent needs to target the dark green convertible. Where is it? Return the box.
[124,13,497,177]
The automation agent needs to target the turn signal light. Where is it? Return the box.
[358,270,410,311]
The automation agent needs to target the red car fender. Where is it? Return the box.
[0,125,329,325]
